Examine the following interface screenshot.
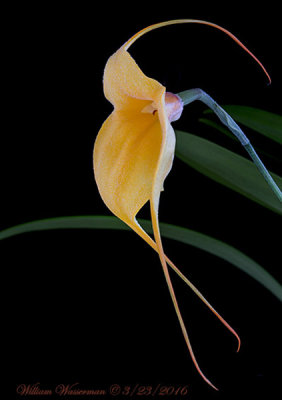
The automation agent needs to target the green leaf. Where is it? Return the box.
[204,105,282,144]
[175,130,282,215]
[198,117,281,163]
[0,215,281,301]
[198,117,236,141]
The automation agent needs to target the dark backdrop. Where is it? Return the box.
[5,3,281,399]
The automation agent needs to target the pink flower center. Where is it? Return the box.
[165,92,184,122]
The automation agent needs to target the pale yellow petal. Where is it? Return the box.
[104,48,164,110]
[94,109,165,225]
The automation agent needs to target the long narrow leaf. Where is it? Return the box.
[198,117,281,163]
[175,130,282,215]
[204,105,282,144]
[198,117,236,140]
[0,215,281,301]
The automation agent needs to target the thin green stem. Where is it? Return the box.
[178,89,282,202]
[243,144,282,201]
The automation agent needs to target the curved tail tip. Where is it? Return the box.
[207,380,219,391]
[236,335,241,353]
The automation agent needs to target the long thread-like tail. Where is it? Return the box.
[124,19,271,84]
[130,217,240,350]
[128,215,239,391]
[149,202,219,390]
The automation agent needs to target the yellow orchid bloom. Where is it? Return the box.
[93,20,271,390]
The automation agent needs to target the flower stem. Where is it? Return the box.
[178,89,282,202]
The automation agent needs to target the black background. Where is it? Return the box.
[5,3,281,399]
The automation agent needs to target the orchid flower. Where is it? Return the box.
[93,20,281,390]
